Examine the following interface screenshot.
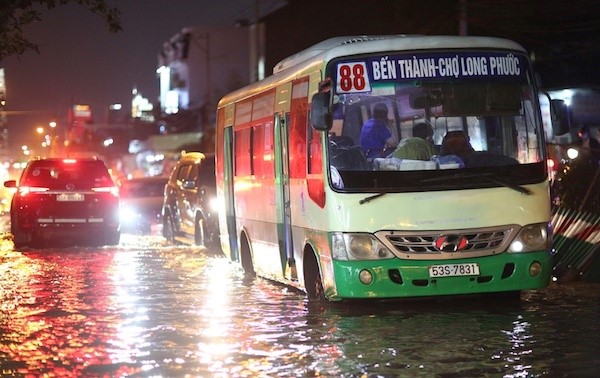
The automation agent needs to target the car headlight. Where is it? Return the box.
[209,197,220,213]
[508,223,550,253]
[332,233,394,261]
[120,206,139,223]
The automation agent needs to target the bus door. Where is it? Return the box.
[274,112,296,280]
[223,127,239,261]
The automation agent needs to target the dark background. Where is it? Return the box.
[265,0,600,90]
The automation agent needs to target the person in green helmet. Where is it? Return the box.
[390,122,436,160]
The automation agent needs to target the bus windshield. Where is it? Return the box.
[326,50,546,192]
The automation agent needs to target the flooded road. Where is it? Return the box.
[1,232,599,377]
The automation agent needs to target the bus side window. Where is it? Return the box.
[290,100,308,178]
[252,124,265,177]
[235,127,251,176]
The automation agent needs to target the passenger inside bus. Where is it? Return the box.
[439,130,518,168]
[389,123,437,160]
[440,130,475,156]
[329,132,369,171]
[359,103,398,158]
[435,130,475,168]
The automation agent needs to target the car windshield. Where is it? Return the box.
[326,50,546,192]
[22,160,113,188]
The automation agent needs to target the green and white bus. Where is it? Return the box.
[215,35,567,301]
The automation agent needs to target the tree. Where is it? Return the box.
[0,0,121,61]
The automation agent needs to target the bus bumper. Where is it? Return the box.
[328,251,551,300]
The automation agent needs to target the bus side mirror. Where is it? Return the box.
[310,92,332,131]
[550,99,570,136]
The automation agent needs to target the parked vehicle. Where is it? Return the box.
[161,152,219,250]
[119,176,168,234]
[4,157,120,248]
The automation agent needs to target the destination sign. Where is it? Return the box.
[335,51,527,94]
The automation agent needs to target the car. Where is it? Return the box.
[119,176,168,234]
[3,157,120,248]
[161,152,219,250]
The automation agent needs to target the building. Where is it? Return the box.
[157,25,255,131]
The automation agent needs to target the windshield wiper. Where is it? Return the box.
[422,172,532,195]
[481,174,532,195]
[359,192,387,204]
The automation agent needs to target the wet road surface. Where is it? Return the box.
[1,230,599,377]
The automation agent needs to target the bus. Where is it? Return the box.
[215,35,568,301]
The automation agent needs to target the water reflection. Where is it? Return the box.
[0,245,137,376]
[1,235,599,376]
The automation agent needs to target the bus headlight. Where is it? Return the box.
[332,233,394,261]
[508,223,549,253]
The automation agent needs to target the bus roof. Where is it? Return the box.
[218,34,527,107]
[273,35,527,74]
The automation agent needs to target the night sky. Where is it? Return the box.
[1,0,284,155]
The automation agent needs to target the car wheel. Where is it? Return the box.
[194,216,206,246]
[11,217,32,249]
[205,223,221,253]
[195,216,221,252]
[12,229,32,249]
[141,223,152,235]
[104,230,121,246]
[163,214,176,244]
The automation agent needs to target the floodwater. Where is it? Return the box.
[1,233,599,377]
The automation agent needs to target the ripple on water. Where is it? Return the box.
[1,241,600,376]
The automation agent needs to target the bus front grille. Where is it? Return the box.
[376,225,518,260]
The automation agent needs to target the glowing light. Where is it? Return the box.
[548,89,574,107]
[511,241,524,252]
[566,148,579,160]
[560,89,573,106]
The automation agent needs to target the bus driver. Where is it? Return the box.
[359,103,397,158]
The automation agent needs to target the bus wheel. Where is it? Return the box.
[304,250,325,300]
[240,234,255,276]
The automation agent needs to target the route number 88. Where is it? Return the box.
[336,62,371,93]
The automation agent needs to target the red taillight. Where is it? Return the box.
[18,186,50,196]
[92,186,119,196]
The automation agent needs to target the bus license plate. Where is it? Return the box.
[57,193,84,202]
[429,263,480,277]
